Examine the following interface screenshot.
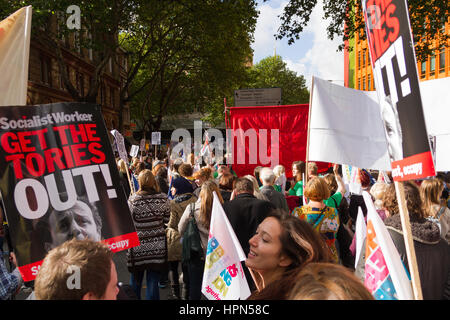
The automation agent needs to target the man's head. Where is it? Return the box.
[259,167,276,186]
[35,239,118,300]
[47,200,102,251]
[233,177,254,196]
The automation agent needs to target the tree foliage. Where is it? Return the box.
[273,0,449,61]
[246,55,309,105]
[124,0,258,132]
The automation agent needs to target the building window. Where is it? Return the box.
[40,55,52,87]
[77,72,84,96]
[110,86,115,108]
[430,53,436,77]
[421,61,426,78]
[362,76,366,90]
[362,49,366,66]
[357,51,361,70]
[439,47,446,73]
[368,76,371,90]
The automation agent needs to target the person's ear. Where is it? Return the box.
[278,254,292,268]
[82,292,99,300]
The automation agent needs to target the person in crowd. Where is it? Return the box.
[34,239,119,300]
[287,262,374,300]
[218,173,235,202]
[167,158,184,200]
[0,251,23,300]
[214,162,236,180]
[322,165,347,210]
[246,210,333,300]
[323,166,353,268]
[350,181,388,258]
[117,158,132,197]
[166,174,198,300]
[383,181,450,300]
[178,163,198,192]
[223,177,274,291]
[153,164,169,195]
[253,166,263,187]
[288,161,306,197]
[178,180,224,300]
[348,169,371,228]
[192,167,214,197]
[420,178,450,244]
[292,177,340,262]
[244,175,269,201]
[259,167,290,213]
[273,165,287,193]
[131,161,145,193]
[151,163,170,288]
[127,169,170,300]
[307,162,319,180]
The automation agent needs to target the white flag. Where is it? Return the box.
[201,192,250,300]
[354,207,367,269]
[363,191,413,300]
[0,6,32,106]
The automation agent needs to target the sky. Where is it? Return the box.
[251,0,344,89]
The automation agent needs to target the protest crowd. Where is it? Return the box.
[2,144,449,301]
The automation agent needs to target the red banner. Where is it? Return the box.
[227,104,330,178]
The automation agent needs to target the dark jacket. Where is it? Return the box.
[222,193,274,256]
[260,185,289,213]
[385,214,450,300]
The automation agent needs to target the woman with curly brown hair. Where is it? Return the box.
[382,181,450,300]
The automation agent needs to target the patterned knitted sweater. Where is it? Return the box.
[126,191,170,273]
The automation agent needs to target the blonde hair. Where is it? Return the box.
[273,165,285,178]
[244,175,268,201]
[304,177,330,202]
[370,182,389,210]
[117,159,127,174]
[288,263,374,300]
[199,180,223,227]
[138,169,160,193]
[420,178,445,218]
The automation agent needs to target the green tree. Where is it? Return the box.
[272,0,449,61]
[0,0,140,103]
[245,55,309,105]
[124,0,258,132]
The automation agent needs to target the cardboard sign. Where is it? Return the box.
[152,132,161,145]
[361,0,435,181]
[129,145,139,158]
[110,129,128,163]
[0,102,139,281]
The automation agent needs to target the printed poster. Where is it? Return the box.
[361,0,436,181]
[0,102,139,281]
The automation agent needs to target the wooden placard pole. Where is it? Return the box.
[394,180,423,300]
[304,76,314,187]
[125,161,134,196]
